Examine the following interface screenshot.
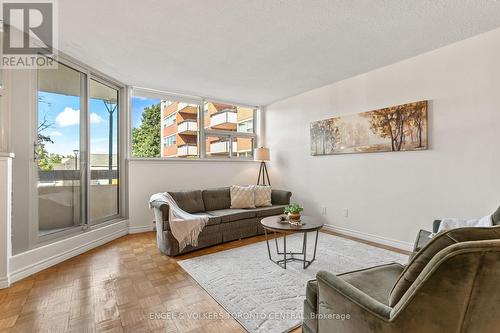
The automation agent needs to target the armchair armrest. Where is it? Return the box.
[432,220,441,233]
[316,270,392,319]
[271,189,292,205]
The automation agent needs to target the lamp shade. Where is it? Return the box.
[254,147,270,161]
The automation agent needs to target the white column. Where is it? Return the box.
[0,69,11,152]
[0,153,13,288]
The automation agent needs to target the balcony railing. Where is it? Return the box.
[177,144,198,157]
[39,169,118,182]
[209,111,237,130]
[209,141,238,154]
[177,120,198,134]
[38,183,118,231]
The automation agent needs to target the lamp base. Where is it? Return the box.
[257,161,271,186]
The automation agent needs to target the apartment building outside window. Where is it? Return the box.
[131,89,257,159]
[161,100,200,158]
[203,101,256,158]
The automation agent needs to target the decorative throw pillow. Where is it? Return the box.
[230,185,256,209]
[254,185,272,207]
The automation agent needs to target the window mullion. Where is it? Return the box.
[199,101,206,158]
[228,136,233,159]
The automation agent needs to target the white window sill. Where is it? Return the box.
[128,157,258,163]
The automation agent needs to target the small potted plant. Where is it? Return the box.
[284,203,303,221]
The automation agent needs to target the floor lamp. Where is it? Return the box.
[255,147,271,186]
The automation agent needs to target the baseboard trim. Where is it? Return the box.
[323,224,413,252]
[0,276,9,289]
[9,225,128,284]
[128,225,155,234]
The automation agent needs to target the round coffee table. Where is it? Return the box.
[260,215,324,269]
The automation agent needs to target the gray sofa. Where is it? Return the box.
[303,209,500,333]
[150,187,292,256]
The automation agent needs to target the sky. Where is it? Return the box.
[38,91,119,156]
[131,96,160,128]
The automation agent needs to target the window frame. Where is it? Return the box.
[130,87,258,161]
[163,134,177,147]
[163,113,176,128]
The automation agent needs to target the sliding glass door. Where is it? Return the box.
[37,63,84,235]
[36,60,122,238]
[89,79,119,224]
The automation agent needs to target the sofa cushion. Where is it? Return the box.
[249,205,286,217]
[254,185,272,207]
[389,226,500,307]
[168,190,205,213]
[339,263,404,306]
[202,187,231,211]
[230,185,256,209]
[206,208,256,223]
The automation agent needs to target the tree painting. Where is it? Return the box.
[310,101,427,155]
[310,118,339,155]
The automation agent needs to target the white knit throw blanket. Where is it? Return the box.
[149,192,209,252]
[438,214,493,233]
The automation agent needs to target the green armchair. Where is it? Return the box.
[303,226,500,333]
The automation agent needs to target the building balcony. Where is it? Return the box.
[209,140,237,155]
[177,144,198,157]
[178,104,198,115]
[177,120,198,135]
[208,110,237,130]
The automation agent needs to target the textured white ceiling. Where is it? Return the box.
[59,0,500,105]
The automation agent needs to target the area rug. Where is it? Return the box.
[178,232,408,333]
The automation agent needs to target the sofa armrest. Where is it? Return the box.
[271,189,292,205]
[316,270,392,319]
[150,201,170,235]
[432,220,441,233]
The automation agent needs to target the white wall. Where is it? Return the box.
[265,27,500,248]
[128,160,259,231]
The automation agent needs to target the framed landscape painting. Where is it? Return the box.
[310,100,428,155]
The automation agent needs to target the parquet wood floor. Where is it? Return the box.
[0,230,408,333]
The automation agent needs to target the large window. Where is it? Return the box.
[131,90,257,159]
